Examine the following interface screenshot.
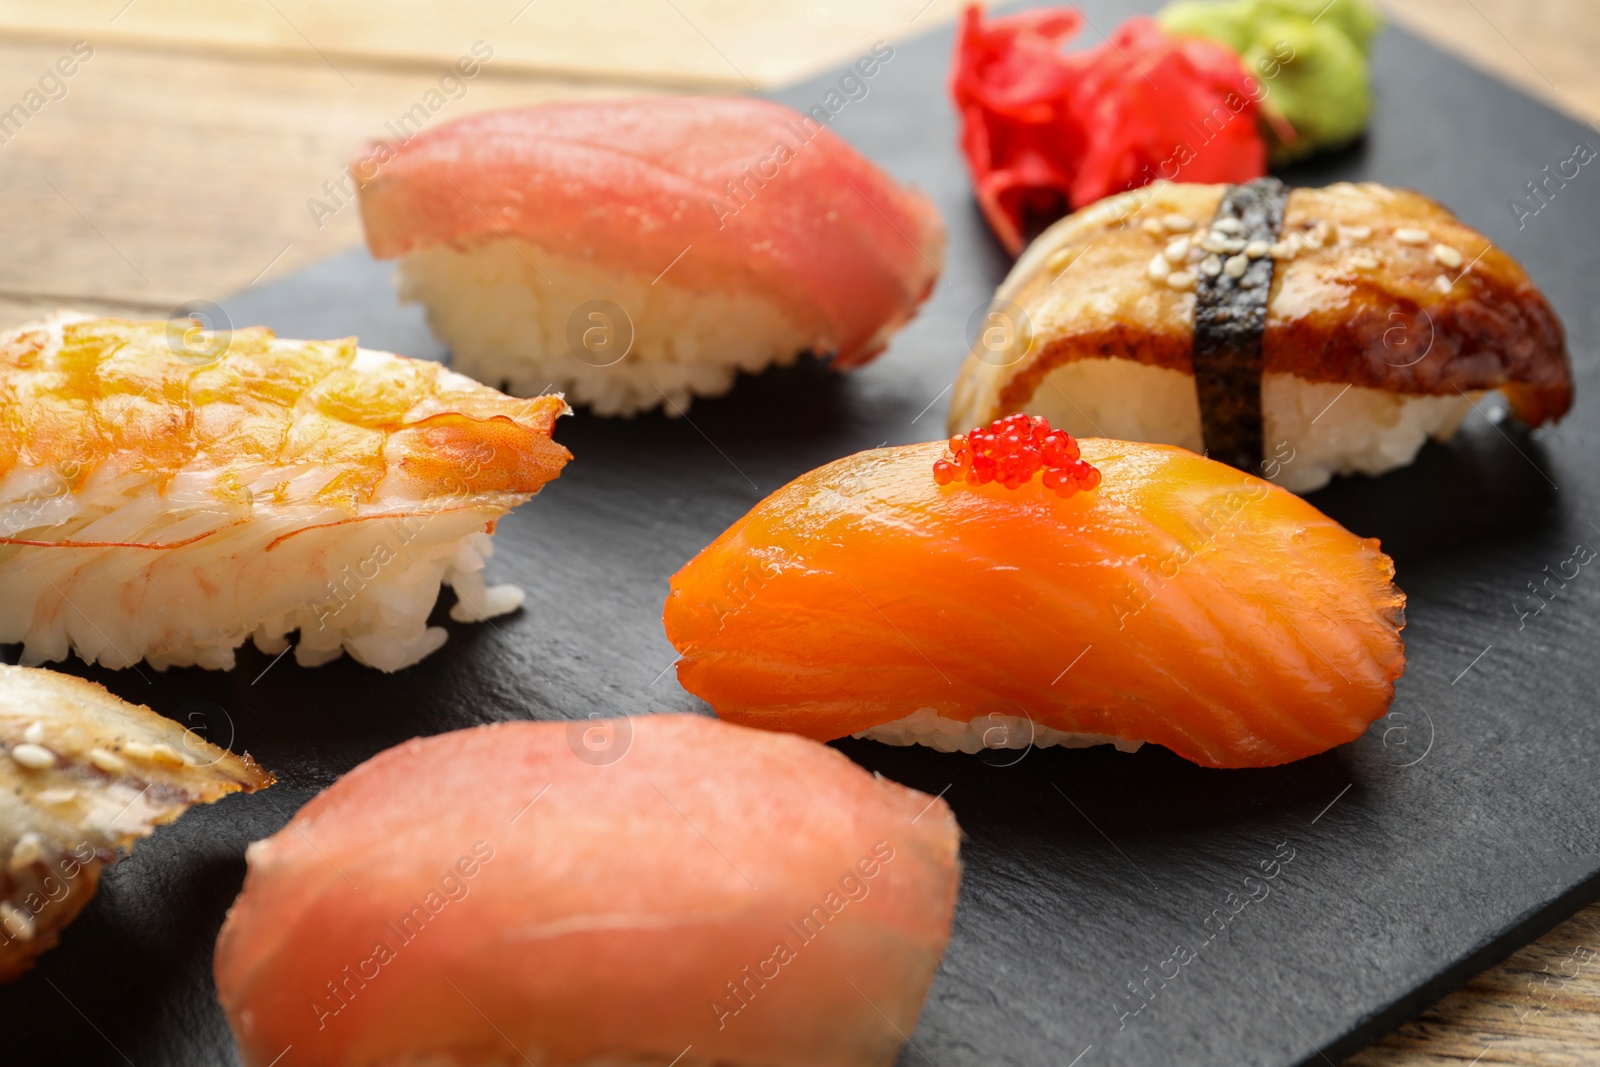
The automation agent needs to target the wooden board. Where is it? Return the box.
[0,0,1595,331]
[2,5,1600,1067]
[0,0,970,91]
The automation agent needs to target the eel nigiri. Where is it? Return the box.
[0,314,569,672]
[664,417,1407,769]
[357,96,945,417]
[950,180,1571,492]
[0,663,272,982]
[215,715,960,1067]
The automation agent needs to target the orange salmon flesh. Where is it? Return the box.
[664,439,1406,769]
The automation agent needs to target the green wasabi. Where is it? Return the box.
[1158,0,1383,162]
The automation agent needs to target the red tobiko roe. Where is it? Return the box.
[952,5,1269,256]
[933,413,1101,497]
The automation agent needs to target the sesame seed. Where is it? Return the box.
[1163,236,1191,263]
[1147,253,1172,282]
[1432,243,1463,269]
[1269,241,1294,260]
[9,833,42,872]
[1224,254,1249,279]
[1166,270,1196,291]
[1395,228,1430,245]
[88,747,126,774]
[0,903,36,943]
[1200,233,1229,255]
[1201,255,1223,277]
[1212,217,1244,235]
[23,722,44,745]
[1433,275,1453,293]
[58,726,87,756]
[1350,252,1379,271]
[1141,217,1165,237]
[1162,213,1195,233]
[1245,240,1270,259]
[1221,237,1247,254]
[1340,225,1372,241]
[11,743,55,770]
[1240,274,1260,289]
[1045,246,1076,272]
[123,741,156,761]
[150,743,184,767]
[36,788,77,806]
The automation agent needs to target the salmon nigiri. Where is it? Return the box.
[214,715,960,1067]
[664,416,1406,769]
[357,96,945,416]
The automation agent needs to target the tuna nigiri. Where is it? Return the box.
[357,96,945,416]
[664,417,1406,769]
[0,664,272,982]
[215,714,960,1067]
[0,314,568,672]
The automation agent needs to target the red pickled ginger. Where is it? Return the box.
[953,5,1268,255]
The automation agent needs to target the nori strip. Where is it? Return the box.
[1192,177,1289,472]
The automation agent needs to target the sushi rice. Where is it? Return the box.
[1018,357,1483,493]
[397,236,815,417]
[856,706,1144,755]
[0,481,517,672]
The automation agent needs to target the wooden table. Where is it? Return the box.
[0,1,1594,1062]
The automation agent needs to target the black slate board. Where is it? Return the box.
[7,6,1600,1066]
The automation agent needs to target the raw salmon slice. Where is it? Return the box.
[664,438,1406,768]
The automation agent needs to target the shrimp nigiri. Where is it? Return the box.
[0,314,569,672]
[357,95,945,416]
[214,715,960,1067]
[664,417,1406,769]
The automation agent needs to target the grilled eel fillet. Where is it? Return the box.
[951,181,1571,439]
[0,663,272,982]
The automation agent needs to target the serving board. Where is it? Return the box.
[6,5,1600,1065]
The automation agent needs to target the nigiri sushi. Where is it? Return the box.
[949,179,1571,492]
[0,314,569,672]
[0,663,272,982]
[214,714,960,1067]
[664,417,1407,769]
[356,96,945,417]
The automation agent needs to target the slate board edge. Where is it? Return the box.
[1312,876,1600,1064]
